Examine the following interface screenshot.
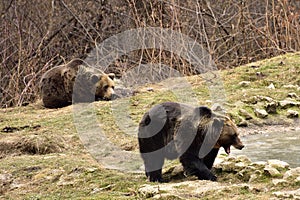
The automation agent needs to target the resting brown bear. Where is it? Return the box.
[138,102,244,182]
[40,59,115,108]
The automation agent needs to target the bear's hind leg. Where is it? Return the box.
[180,154,217,181]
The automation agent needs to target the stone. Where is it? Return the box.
[139,184,159,198]
[279,100,300,109]
[251,161,267,168]
[254,108,268,118]
[287,110,299,118]
[243,96,258,104]
[288,92,299,99]
[236,155,252,164]
[171,165,184,177]
[272,179,288,186]
[264,166,281,177]
[283,167,300,180]
[220,161,236,172]
[283,84,298,89]
[153,194,183,199]
[267,159,289,170]
[0,173,13,190]
[237,120,248,127]
[273,189,300,199]
[211,103,225,112]
[267,83,275,89]
[139,181,249,199]
[296,176,300,183]
[238,81,251,87]
[265,102,277,114]
[248,173,260,183]
[235,162,248,171]
[238,109,253,120]
[258,96,274,102]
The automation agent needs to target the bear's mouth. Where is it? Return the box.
[223,143,244,154]
[224,145,231,154]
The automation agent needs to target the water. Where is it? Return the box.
[230,131,300,168]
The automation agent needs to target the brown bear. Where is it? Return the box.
[40,59,115,108]
[138,102,244,182]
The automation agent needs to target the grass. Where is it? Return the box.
[0,52,300,199]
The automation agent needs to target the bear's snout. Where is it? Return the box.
[234,143,244,150]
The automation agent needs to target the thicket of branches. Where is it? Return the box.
[1,0,300,107]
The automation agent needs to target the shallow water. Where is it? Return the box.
[230,131,300,168]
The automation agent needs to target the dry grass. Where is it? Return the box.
[1,0,300,107]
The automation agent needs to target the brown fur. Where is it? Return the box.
[138,102,244,182]
[40,59,115,108]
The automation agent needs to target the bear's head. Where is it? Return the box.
[92,73,116,101]
[214,116,244,154]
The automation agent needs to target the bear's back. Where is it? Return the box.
[39,60,83,108]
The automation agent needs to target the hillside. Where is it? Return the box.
[0,53,300,199]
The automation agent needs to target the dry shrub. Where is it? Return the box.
[0,135,65,157]
[1,0,300,107]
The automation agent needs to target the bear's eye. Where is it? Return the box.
[104,85,109,90]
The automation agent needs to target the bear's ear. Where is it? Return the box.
[108,73,115,80]
[196,106,212,118]
[91,74,100,84]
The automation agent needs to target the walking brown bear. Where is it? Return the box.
[138,102,244,182]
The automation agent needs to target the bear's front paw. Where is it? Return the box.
[149,176,165,183]
[210,175,217,181]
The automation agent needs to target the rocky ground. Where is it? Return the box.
[139,155,300,199]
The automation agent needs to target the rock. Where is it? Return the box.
[287,110,299,118]
[219,161,236,172]
[238,81,251,87]
[171,165,184,177]
[267,83,275,89]
[237,120,248,127]
[153,194,183,199]
[57,175,77,186]
[279,100,300,109]
[265,102,277,114]
[243,96,258,104]
[273,188,300,199]
[264,166,281,177]
[283,84,298,89]
[248,173,260,183]
[254,108,268,118]
[283,167,300,180]
[272,179,288,186]
[256,72,265,78]
[139,181,250,199]
[258,96,274,102]
[205,100,212,104]
[238,109,253,120]
[267,159,290,170]
[251,161,267,168]
[0,173,13,191]
[211,103,225,112]
[139,184,159,198]
[288,92,299,99]
[236,155,252,164]
[234,162,248,171]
